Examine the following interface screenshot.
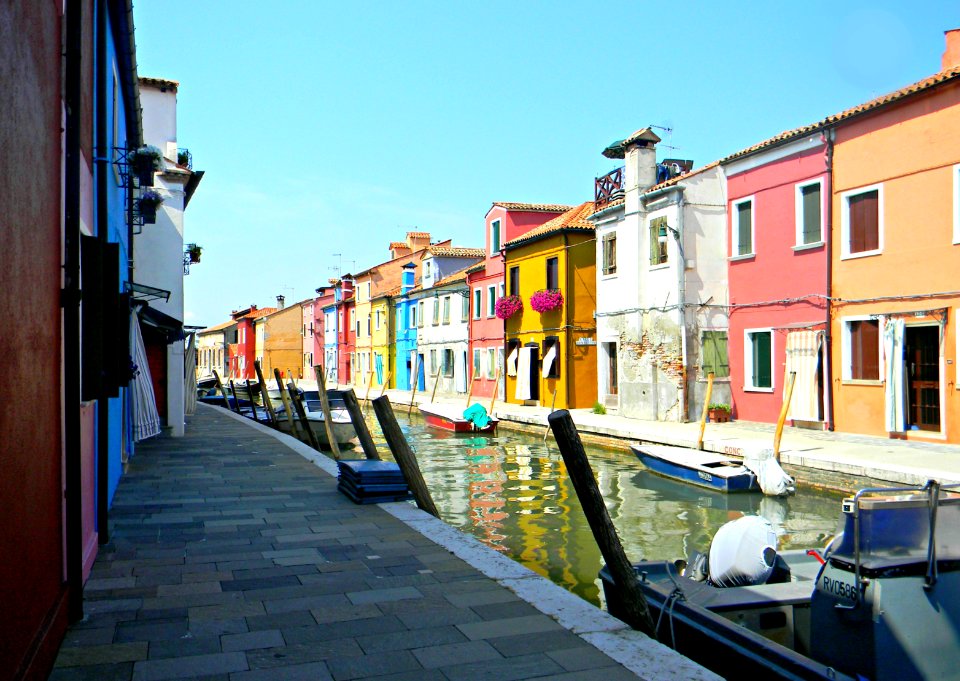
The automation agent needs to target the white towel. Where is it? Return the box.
[515,347,532,400]
[506,347,519,377]
[541,344,557,378]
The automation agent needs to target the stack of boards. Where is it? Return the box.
[337,460,412,504]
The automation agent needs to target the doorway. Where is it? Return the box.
[604,342,618,407]
[905,325,940,431]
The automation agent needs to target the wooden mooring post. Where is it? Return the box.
[273,368,300,438]
[227,379,243,415]
[372,395,440,519]
[212,370,232,411]
[407,356,421,416]
[313,364,341,460]
[254,360,278,427]
[773,370,797,463]
[245,379,261,423]
[342,389,381,461]
[697,372,714,451]
[287,380,321,451]
[548,409,655,635]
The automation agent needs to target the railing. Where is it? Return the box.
[595,166,624,210]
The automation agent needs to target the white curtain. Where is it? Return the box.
[515,347,532,400]
[541,344,557,378]
[184,332,197,416]
[884,317,906,432]
[784,330,822,421]
[506,347,519,377]
[454,349,467,393]
[131,311,161,441]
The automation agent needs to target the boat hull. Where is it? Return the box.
[631,444,758,493]
[419,404,498,433]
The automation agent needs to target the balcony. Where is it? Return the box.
[595,166,624,210]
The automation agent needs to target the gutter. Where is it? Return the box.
[823,128,836,431]
[95,0,110,546]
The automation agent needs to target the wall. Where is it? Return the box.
[261,305,303,378]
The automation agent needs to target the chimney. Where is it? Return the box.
[341,277,355,300]
[401,262,416,295]
[943,28,960,71]
[390,241,412,260]
[406,231,431,251]
[276,295,285,309]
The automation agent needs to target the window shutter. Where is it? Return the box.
[752,332,771,388]
[716,333,729,378]
[702,332,717,374]
[737,202,752,255]
[849,190,878,253]
[802,184,821,244]
[649,220,659,265]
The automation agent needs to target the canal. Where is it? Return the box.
[371,412,845,607]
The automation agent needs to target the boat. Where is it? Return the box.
[274,389,357,449]
[600,481,960,681]
[418,402,499,433]
[630,443,759,493]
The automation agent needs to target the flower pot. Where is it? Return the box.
[189,250,201,264]
[140,201,157,224]
[132,156,155,187]
[708,408,730,423]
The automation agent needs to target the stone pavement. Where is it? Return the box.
[52,405,716,681]
[378,389,960,489]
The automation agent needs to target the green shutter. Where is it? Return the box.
[737,201,752,255]
[702,331,730,378]
[802,184,821,244]
[752,332,771,388]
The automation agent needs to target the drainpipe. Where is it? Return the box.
[823,128,836,431]
[64,0,84,623]
[676,189,688,422]
[95,0,110,546]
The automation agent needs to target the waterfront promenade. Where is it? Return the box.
[52,405,715,681]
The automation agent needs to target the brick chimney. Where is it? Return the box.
[616,127,661,214]
[389,241,412,259]
[406,231,431,251]
[943,28,960,71]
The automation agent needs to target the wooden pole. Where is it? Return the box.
[430,369,442,403]
[773,370,797,463]
[273,368,299,436]
[254,360,278,427]
[488,364,502,415]
[543,388,558,442]
[372,395,440,519]
[245,379,261,423]
[287,380,321,450]
[362,369,375,411]
[407,355,421,416]
[313,364,341,460]
[548,410,655,635]
[379,371,392,398]
[212,370,231,411]
[341,388,381,460]
[227,380,242,415]
[697,373,715,451]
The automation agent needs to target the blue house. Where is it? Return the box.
[394,263,424,391]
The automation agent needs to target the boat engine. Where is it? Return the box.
[707,515,778,587]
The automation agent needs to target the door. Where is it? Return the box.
[526,344,540,402]
[605,342,618,396]
[905,326,940,431]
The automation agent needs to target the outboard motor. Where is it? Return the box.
[810,483,960,680]
[707,515,778,587]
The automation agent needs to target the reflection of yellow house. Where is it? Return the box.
[503,202,598,409]
[371,288,397,389]
[255,303,304,379]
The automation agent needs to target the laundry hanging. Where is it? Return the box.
[541,344,557,378]
[784,330,822,421]
[506,346,519,377]
[131,310,161,442]
[884,317,906,432]
[515,347,532,400]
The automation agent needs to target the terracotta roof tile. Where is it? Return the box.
[465,262,486,274]
[199,319,236,334]
[434,270,469,287]
[490,202,573,212]
[425,246,484,258]
[246,307,277,320]
[407,231,430,238]
[723,66,960,163]
[641,161,720,195]
[389,241,409,249]
[504,201,595,249]
[140,76,179,90]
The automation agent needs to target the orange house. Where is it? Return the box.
[831,34,960,442]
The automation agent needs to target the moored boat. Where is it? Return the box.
[630,443,759,493]
[418,402,498,433]
[275,389,357,448]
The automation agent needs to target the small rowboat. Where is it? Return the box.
[418,402,498,434]
[630,444,758,493]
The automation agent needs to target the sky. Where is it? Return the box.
[133,1,960,328]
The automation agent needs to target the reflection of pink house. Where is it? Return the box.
[467,202,570,400]
[722,134,830,427]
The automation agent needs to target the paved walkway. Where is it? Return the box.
[52,405,715,681]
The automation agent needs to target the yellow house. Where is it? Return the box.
[255,302,304,380]
[352,271,376,391]
[503,202,597,409]
[371,288,397,390]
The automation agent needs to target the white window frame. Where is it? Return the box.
[490,218,502,256]
[841,315,884,382]
[409,305,417,329]
[743,327,774,392]
[473,348,481,379]
[498,282,505,299]
[486,347,496,379]
[487,285,496,318]
[794,179,824,248]
[442,295,451,324]
[731,195,755,259]
[840,183,884,260]
[375,309,381,331]
[953,164,960,245]
[473,288,481,319]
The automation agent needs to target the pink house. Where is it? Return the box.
[312,285,336,379]
[722,133,830,427]
[467,202,570,400]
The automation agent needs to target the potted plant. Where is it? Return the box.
[530,289,564,313]
[707,402,731,423]
[186,244,202,263]
[138,189,164,223]
[132,144,163,186]
[495,294,523,320]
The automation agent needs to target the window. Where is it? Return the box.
[842,185,882,257]
[442,349,454,377]
[409,305,417,329]
[602,232,617,275]
[473,289,481,319]
[954,164,960,244]
[732,197,754,257]
[460,295,468,323]
[442,296,451,324]
[429,349,438,375]
[498,282,505,299]
[375,310,381,331]
[473,349,481,379]
[796,180,823,246]
[649,217,668,266]
[701,331,730,378]
[546,257,559,290]
[744,329,772,390]
[418,301,425,327]
[424,261,432,279]
[366,282,371,300]
[366,315,371,336]
[432,298,440,325]
[509,266,520,296]
[846,318,880,380]
[487,285,496,317]
[490,218,502,255]
[542,337,560,379]
[487,347,497,378]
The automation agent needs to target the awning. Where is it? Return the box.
[128,281,171,303]
[135,302,184,343]
[131,311,161,442]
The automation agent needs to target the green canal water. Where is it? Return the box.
[376,413,845,607]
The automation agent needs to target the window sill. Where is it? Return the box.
[700,375,731,382]
[649,262,670,271]
[729,253,756,262]
[743,386,774,393]
[841,249,882,260]
[842,379,883,386]
[600,272,618,280]
[792,241,824,252]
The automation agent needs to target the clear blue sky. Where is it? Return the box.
[133,1,959,328]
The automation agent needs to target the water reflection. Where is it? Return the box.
[386,415,843,606]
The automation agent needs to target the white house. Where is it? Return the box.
[591,128,727,421]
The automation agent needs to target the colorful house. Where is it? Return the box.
[371,287,398,390]
[829,35,960,441]
[721,133,830,426]
[503,202,598,409]
[393,263,423,391]
[301,297,315,378]
[337,277,356,386]
[312,284,336,381]
[467,202,570,402]
[197,319,234,380]
[255,298,305,379]
[228,304,276,379]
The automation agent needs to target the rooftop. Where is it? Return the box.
[490,202,574,213]
[504,201,595,249]
[424,246,485,259]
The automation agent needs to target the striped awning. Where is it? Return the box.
[184,332,197,416]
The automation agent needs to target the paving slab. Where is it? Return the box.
[53,405,718,681]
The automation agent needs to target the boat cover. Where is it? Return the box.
[743,449,795,496]
[463,403,491,429]
[708,515,778,587]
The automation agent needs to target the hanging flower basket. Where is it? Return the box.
[530,289,564,313]
[132,145,163,187]
[495,294,523,320]
[139,189,164,224]
[187,244,202,263]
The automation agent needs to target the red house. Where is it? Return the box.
[466,202,570,400]
[228,305,275,379]
[337,277,356,386]
[722,133,830,427]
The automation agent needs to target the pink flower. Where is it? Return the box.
[495,295,523,320]
[530,289,563,313]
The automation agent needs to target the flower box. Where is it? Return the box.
[495,295,523,320]
[707,404,731,423]
[139,189,163,224]
[530,289,563,313]
[132,145,163,187]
